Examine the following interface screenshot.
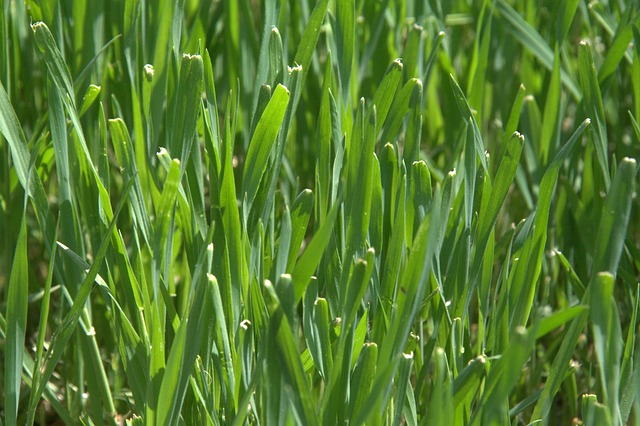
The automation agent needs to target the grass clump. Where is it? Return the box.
[1,0,640,425]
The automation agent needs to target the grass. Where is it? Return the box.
[1,0,640,424]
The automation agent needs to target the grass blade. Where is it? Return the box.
[0,80,29,188]
[242,84,289,208]
[4,204,28,426]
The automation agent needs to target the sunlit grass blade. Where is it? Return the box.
[367,59,402,138]
[242,83,289,209]
[392,353,414,426]
[380,78,422,149]
[423,348,453,426]
[31,22,97,177]
[379,187,441,368]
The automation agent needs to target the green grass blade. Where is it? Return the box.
[315,52,333,221]
[336,0,354,102]
[0,79,29,188]
[555,0,580,45]
[25,220,59,426]
[597,10,635,83]
[31,21,98,180]
[242,83,289,208]
[392,353,414,426]
[293,0,330,84]
[536,305,589,339]
[578,41,610,189]
[168,53,204,174]
[453,356,486,411]
[539,47,562,166]
[109,118,152,247]
[590,272,623,424]
[4,205,28,426]
[368,59,403,137]
[380,78,422,150]
[379,187,441,367]
[424,348,453,426]
[348,342,378,419]
[619,285,639,422]
[287,189,313,273]
[449,74,488,172]
[291,193,341,303]
[467,1,493,116]
[582,394,613,426]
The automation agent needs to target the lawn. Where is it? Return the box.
[1,0,640,425]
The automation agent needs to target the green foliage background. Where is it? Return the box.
[1,0,640,424]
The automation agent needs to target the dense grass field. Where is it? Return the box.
[1,0,640,424]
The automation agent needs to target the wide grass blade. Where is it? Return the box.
[336,0,355,102]
[169,53,204,172]
[242,83,289,208]
[4,204,28,426]
[0,80,29,188]
[590,272,623,424]
[291,194,341,303]
[286,189,313,273]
